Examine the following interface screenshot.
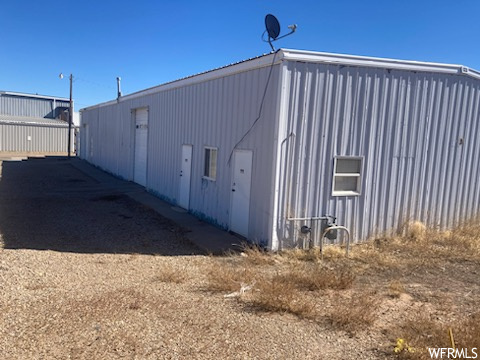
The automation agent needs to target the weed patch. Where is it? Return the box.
[395,313,480,359]
[388,280,405,298]
[205,261,256,293]
[240,245,277,266]
[276,263,355,291]
[329,291,380,334]
[247,276,315,318]
[152,264,187,284]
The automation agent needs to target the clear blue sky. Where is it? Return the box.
[1,0,479,109]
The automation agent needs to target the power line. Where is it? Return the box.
[74,76,116,90]
[227,50,279,165]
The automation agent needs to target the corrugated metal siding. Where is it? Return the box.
[0,115,68,125]
[80,65,280,244]
[276,61,480,247]
[0,122,71,152]
[0,95,69,118]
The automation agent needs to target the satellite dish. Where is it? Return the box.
[263,14,297,52]
[265,14,280,40]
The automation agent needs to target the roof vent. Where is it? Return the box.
[117,77,122,99]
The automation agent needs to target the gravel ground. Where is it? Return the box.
[0,250,383,360]
[0,157,372,359]
[1,157,477,359]
[0,158,196,255]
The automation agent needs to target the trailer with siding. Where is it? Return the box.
[79,49,480,250]
[0,115,72,154]
[0,91,76,155]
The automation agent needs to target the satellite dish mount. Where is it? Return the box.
[263,14,297,52]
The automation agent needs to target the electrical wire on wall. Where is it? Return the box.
[227,50,279,165]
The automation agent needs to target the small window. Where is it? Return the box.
[332,156,363,196]
[203,147,218,180]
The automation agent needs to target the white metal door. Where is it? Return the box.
[178,144,192,209]
[230,150,253,237]
[134,108,148,186]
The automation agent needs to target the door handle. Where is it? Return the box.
[232,189,235,192]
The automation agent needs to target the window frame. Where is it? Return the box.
[331,156,363,197]
[203,146,218,181]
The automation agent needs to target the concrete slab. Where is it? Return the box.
[0,156,201,255]
[70,158,242,255]
[0,156,28,161]
[0,152,70,162]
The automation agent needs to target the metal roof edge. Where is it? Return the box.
[0,120,70,128]
[0,115,69,126]
[81,48,480,112]
[0,90,70,102]
[80,51,282,111]
[280,48,480,79]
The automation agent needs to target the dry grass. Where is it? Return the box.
[2,206,479,359]
[151,264,187,284]
[205,245,356,320]
[205,260,256,293]
[462,313,480,348]
[245,262,353,318]
[279,246,347,262]
[395,313,480,359]
[403,220,427,241]
[388,280,405,298]
[204,217,480,344]
[280,247,323,262]
[247,276,316,318]
[448,217,480,254]
[239,244,278,266]
[349,217,480,274]
[275,262,355,291]
[329,291,380,333]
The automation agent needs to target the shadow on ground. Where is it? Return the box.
[0,157,204,255]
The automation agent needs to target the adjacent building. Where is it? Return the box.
[79,49,480,250]
[0,91,76,154]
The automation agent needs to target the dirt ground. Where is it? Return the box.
[0,157,479,359]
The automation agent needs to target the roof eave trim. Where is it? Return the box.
[80,48,480,112]
[0,91,70,102]
[80,52,283,111]
[280,49,480,79]
[0,120,70,128]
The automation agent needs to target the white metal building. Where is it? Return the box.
[0,91,75,154]
[0,115,72,153]
[79,49,480,250]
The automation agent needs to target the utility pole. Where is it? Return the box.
[68,74,73,158]
[59,72,74,158]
